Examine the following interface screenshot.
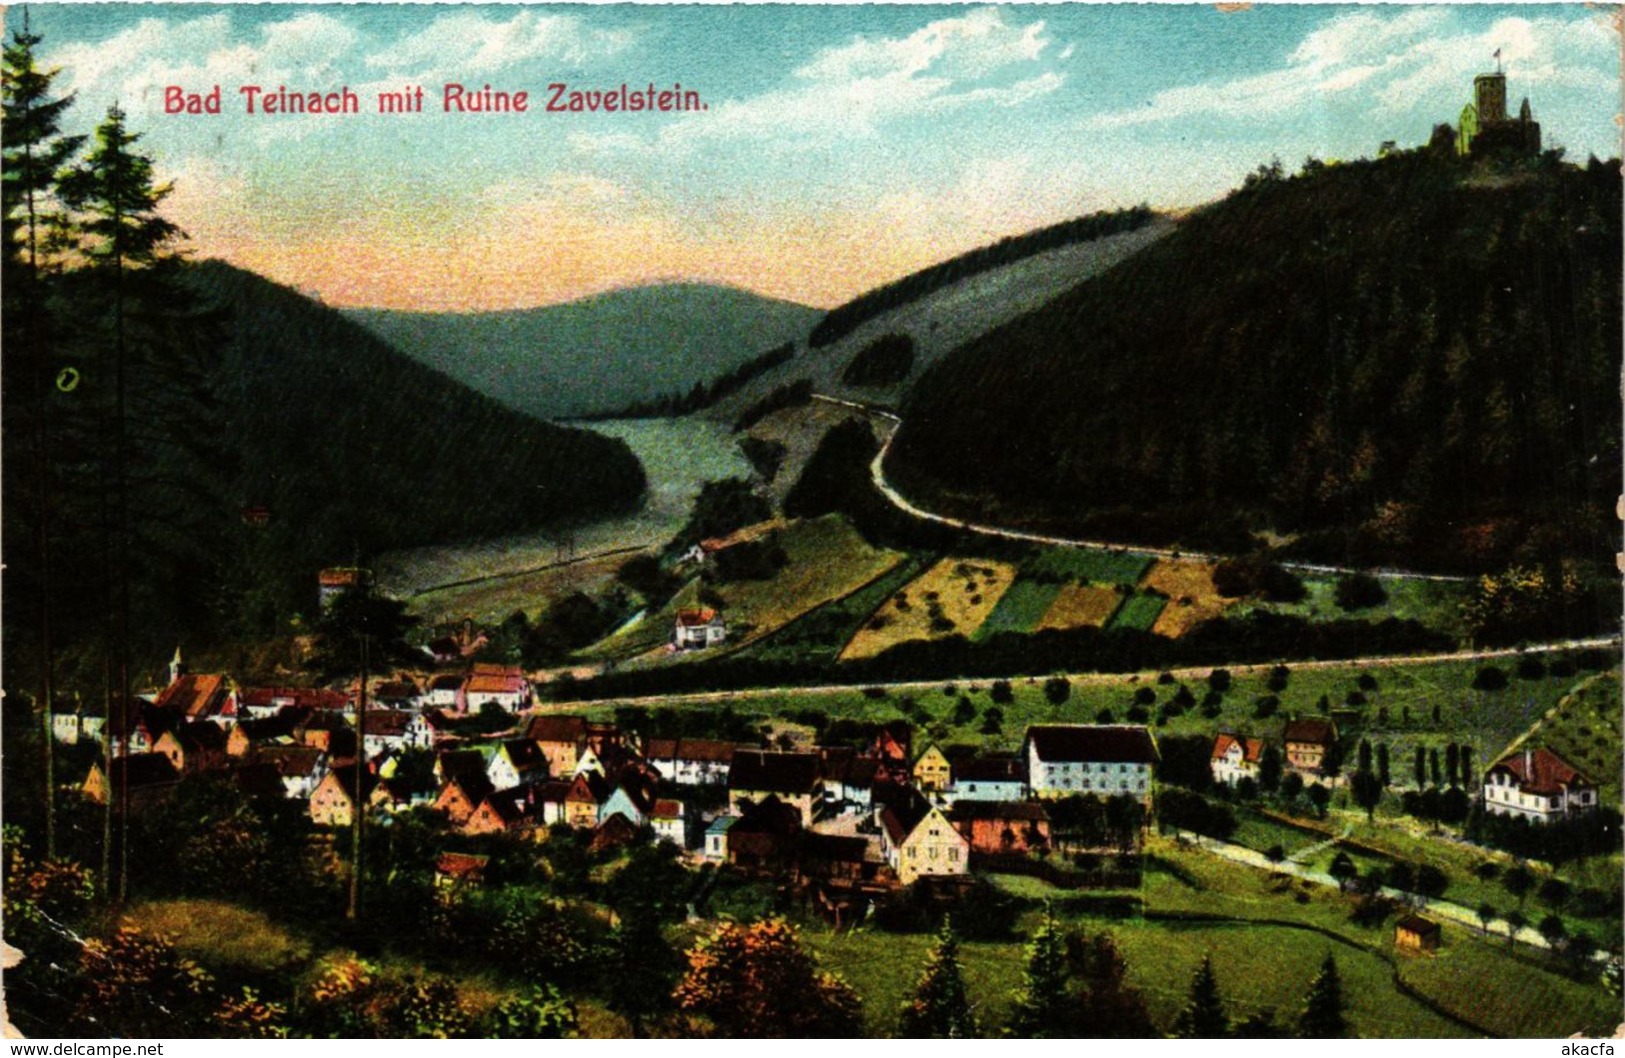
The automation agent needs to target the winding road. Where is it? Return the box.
[811,393,1477,584]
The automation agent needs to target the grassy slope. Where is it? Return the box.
[345,283,819,421]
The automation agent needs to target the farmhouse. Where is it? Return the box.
[912,744,952,792]
[651,799,687,847]
[359,709,413,757]
[729,750,823,824]
[259,745,326,799]
[153,722,229,775]
[425,674,464,711]
[525,715,589,776]
[879,800,969,886]
[487,738,550,790]
[155,669,237,724]
[1482,747,1598,823]
[949,800,1052,856]
[1283,716,1338,779]
[1210,733,1265,786]
[462,671,529,714]
[309,767,378,828]
[944,754,1026,804]
[727,796,802,873]
[1024,725,1158,802]
[645,737,742,785]
[673,607,727,650]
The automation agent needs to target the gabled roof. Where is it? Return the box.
[471,662,523,678]
[473,787,533,826]
[437,749,488,783]
[258,745,324,778]
[360,710,413,738]
[443,772,494,806]
[1211,733,1265,764]
[879,787,933,844]
[1395,914,1441,937]
[498,738,549,771]
[1489,747,1593,795]
[651,798,683,819]
[526,715,589,745]
[1282,717,1338,745]
[731,795,802,837]
[374,679,420,700]
[428,674,465,692]
[1026,725,1159,764]
[675,608,722,628]
[435,852,489,880]
[466,673,527,695]
[729,750,821,794]
[155,673,231,719]
[645,737,742,764]
[948,800,1049,823]
[231,762,287,800]
[166,721,229,753]
[322,766,380,803]
[104,753,182,790]
[801,832,869,864]
[566,772,609,804]
[533,780,573,805]
[953,754,1026,784]
[706,815,738,836]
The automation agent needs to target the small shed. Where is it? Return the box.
[1395,914,1442,952]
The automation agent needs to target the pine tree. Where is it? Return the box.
[1296,953,1347,1038]
[899,917,978,1038]
[1004,906,1071,1038]
[1075,933,1157,1038]
[1171,954,1229,1038]
[3,13,84,862]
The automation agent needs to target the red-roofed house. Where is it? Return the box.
[1211,733,1266,786]
[155,672,236,724]
[1283,716,1339,779]
[673,608,727,650]
[460,672,530,714]
[651,799,686,847]
[1483,747,1597,823]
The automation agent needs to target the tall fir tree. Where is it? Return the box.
[1296,953,1347,1038]
[1004,906,1071,1038]
[898,916,978,1038]
[1073,933,1157,1038]
[2,13,84,861]
[1171,954,1229,1038]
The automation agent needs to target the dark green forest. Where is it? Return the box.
[193,261,647,636]
[1,34,647,696]
[889,150,1621,572]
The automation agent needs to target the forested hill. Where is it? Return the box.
[345,283,820,420]
[191,261,647,628]
[888,152,1621,572]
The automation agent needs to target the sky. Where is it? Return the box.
[16,3,1622,311]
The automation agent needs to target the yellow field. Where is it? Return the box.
[839,559,1016,660]
[1036,583,1123,630]
[1142,559,1235,637]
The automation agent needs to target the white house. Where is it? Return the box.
[1210,733,1265,786]
[673,608,727,650]
[487,739,549,790]
[1483,747,1598,823]
[942,754,1026,805]
[1024,725,1158,802]
[651,799,686,847]
[425,674,463,712]
[462,671,529,714]
[703,815,737,862]
[645,737,741,786]
[404,710,450,751]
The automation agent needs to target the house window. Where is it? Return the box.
[949,848,959,862]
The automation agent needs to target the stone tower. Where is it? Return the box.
[1473,72,1508,124]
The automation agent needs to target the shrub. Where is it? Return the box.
[1471,666,1509,691]
[1043,677,1071,705]
[1334,573,1388,610]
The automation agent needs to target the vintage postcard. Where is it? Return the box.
[2,0,1620,1041]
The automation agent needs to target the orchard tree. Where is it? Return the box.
[674,919,862,1037]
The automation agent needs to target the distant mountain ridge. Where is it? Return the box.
[344,282,821,420]
[189,260,647,630]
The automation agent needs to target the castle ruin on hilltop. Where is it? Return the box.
[1450,65,1542,158]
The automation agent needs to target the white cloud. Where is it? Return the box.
[644,7,1061,150]
[1086,7,1613,131]
[363,10,631,80]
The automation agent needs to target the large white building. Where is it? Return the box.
[1483,747,1597,823]
[1023,725,1158,802]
